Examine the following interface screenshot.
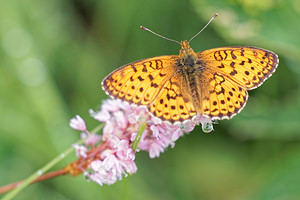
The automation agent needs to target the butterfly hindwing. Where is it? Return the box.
[199,70,248,120]
[148,72,197,123]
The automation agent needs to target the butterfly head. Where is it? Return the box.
[179,40,197,67]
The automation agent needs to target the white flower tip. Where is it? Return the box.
[70,115,87,131]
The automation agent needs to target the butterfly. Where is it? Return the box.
[102,14,279,124]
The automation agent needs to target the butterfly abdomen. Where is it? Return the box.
[177,42,206,116]
[178,64,202,116]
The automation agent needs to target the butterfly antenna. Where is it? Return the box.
[188,13,218,43]
[140,26,181,45]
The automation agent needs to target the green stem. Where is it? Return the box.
[1,123,104,200]
[132,122,146,153]
[90,123,105,134]
[1,144,77,200]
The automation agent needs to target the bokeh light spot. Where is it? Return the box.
[17,58,47,86]
[2,28,32,58]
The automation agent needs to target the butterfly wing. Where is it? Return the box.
[148,72,197,123]
[196,47,278,120]
[102,55,197,123]
[197,69,248,120]
[102,55,182,104]
[197,47,279,89]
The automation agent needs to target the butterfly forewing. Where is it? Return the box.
[102,56,178,106]
[198,47,279,90]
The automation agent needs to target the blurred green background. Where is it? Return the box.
[1,0,300,199]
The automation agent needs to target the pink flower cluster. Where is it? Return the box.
[87,137,137,186]
[69,99,214,186]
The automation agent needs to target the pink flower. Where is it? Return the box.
[69,99,214,186]
[86,138,137,186]
[72,144,88,158]
[81,133,102,147]
[69,115,87,132]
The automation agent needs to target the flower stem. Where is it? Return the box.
[90,123,105,134]
[1,123,104,200]
[0,169,67,194]
[132,122,146,153]
[1,145,77,200]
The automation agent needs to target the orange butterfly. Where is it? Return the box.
[102,14,278,124]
